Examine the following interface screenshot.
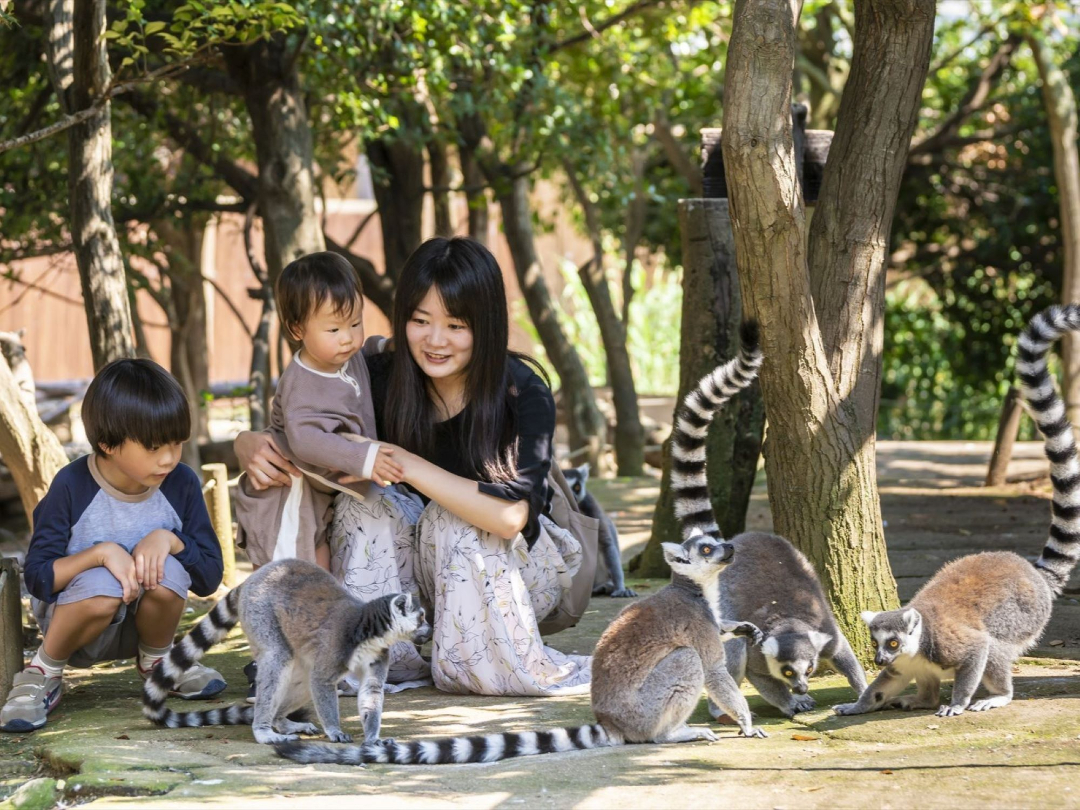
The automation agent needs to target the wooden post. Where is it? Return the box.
[986,387,1024,486]
[1,558,23,697]
[201,463,236,588]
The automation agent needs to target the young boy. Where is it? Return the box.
[232,251,401,571]
[1,359,226,733]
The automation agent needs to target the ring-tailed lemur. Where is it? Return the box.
[835,304,1080,718]
[275,323,767,766]
[143,559,430,744]
[714,532,867,718]
[562,463,636,598]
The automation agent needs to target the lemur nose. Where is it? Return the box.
[718,543,735,563]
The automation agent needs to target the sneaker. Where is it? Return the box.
[139,659,227,700]
[1,667,62,732]
[243,660,257,704]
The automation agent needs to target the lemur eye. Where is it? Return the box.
[806,666,813,675]
[888,639,899,649]
[871,639,878,647]
[701,546,713,555]
[782,669,794,678]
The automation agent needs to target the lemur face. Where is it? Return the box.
[862,608,922,667]
[661,534,735,584]
[391,593,432,646]
[562,463,590,505]
[761,632,831,694]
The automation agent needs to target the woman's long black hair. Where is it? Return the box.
[386,236,541,484]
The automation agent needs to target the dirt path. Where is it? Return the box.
[1,441,1078,809]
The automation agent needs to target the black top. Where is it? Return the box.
[365,352,555,547]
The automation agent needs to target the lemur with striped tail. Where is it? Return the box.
[275,322,767,766]
[143,559,430,744]
[835,304,1080,719]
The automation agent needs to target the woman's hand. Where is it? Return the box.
[370,445,404,485]
[234,431,301,490]
[338,443,416,486]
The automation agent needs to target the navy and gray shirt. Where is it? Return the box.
[23,455,223,603]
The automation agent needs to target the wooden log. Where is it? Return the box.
[985,386,1024,487]
[0,558,23,697]
[202,463,236,588]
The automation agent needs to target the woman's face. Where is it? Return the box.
[405,287,474,387]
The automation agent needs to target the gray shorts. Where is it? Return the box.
[31,556,191,668]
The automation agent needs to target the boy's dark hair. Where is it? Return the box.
[84,358,191,454]
[275,251,364,350]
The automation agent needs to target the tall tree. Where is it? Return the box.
[1027,20,1080,428]
[722,0,935,648]
[44,0,134,370]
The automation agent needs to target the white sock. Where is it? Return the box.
[30,647,67,679]
[138,642,172,671]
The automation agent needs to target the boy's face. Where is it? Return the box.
[99,440,183,493]
[297,295,364,373]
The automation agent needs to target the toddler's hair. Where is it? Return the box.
[84,358,190,453]
[276,251,364,349]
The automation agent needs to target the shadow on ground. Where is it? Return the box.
[1,441,1078,808]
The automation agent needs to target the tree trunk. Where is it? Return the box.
[366,134,425,282]
[223,34,325,283]
[632,199,764,576]
[243,205,273,433]
[495,171,607,467]
[460,144,489,246]
[1029,31,1080,429]
[722,0,931,652]
[45,0,134,371]
[429,138,453,236]
[564,162,645,475]
[0,355,67,529]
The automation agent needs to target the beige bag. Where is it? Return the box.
[537,465,599,635]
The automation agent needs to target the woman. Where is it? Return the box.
[235,237,591,696]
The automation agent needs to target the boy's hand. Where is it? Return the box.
[370,445,404,485]
[96,542,140,603]
[133,529,182,590]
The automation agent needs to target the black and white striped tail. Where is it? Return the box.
[671,321,763,541]
[143,587,250,728]
[1017,304,1080,594]
[275,723,614,766]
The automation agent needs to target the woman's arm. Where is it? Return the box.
[234,430,303,490]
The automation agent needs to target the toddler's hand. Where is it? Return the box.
[370,445,404,485]
[97,542,140,603]
[133,529,181,590]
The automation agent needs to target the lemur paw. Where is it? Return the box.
[253,730,299,745]
[790,694,816,714]
[325,729,353,743]
[721,621,763,646]
[832,702,862,716]
[608,587,638,598]
[740,726,768,738]
[936,704,965,717]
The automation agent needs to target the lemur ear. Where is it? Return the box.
[578,463,590,481]
[392,594,410,615]
[860,611,879,626]
[808,631,832,652]
[760,637,779,658]
[661,543,687,565]
[902,608,921,634]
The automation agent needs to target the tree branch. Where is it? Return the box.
[551,0,664,51]
[652,114,703,196]
[324,235,395,317]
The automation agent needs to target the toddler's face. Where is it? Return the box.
[297,295,365,373]
[102,440,183,492]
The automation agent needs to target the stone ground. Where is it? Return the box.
[2,441,1079,809]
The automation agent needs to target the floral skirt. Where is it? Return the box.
[329,485,592,696]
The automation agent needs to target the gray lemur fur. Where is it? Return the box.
[563,463,636,598]
[143,559,431,744]
[714,532,867,718]
[836,305,1080,719]
[274,326,768,766]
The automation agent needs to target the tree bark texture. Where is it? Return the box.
[722,0,932,651]
[460,144,489,245]
[564,162,645,475]
[45,0,134,371]
[428,138,453,236]
[367,132,425,283]
[1029,32,1080,429]
[633,199,763,577]
[0,355,68,528]
[223,34,325,283]
[495,172,607,467]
